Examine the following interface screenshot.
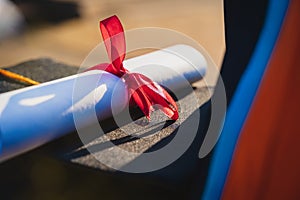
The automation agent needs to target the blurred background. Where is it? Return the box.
[0,0,225,68]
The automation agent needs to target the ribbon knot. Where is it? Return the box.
[87,15,178,120]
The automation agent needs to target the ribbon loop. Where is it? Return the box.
[88,15,178,120]
[100,16,127,76]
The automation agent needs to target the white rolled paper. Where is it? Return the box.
[0,44,206,161]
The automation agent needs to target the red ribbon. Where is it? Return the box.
[87,15,178,120]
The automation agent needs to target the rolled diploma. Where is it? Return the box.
[0,44,206,161]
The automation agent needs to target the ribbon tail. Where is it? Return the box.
[130,87,154,119]
[127,73,179,120]
[143,84,179,120]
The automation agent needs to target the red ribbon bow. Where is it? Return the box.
[87,15,178,120]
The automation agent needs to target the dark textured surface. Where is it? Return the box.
[0,59,212,200]
[68,87,210,171]
[0,58,78,93]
